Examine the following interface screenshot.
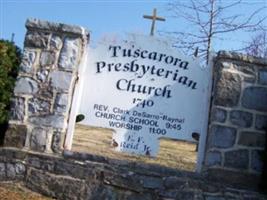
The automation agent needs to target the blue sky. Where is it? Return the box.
[1,0,266,53]
[1,0,169,47]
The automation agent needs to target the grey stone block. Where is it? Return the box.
[37,84,53,99]
[163,176,185,189]
[175,191,195,200]
[28,98,51,115]
[1,149,27,160]
[15,163,26,175]
[232,61,255,82]
[26,18,89,36]
[158,189,179,198]
[220,61,232,68]
[58,37,81,71]
[27,155,55,172]
[238,131,265,148]
[20,49,36,73]
[50,35,63,50]
[50,71,73,92]
[255,114,267,130]
[29,115,65,129]
[26,168,87,200]
[102,169,144,193]
[229,110,253,128]
[27,157,41,169]
[51,131,62,153]
[214,71,241,107]
[6,163,24,180]
[36,69,49,83]
[125,192,152,200]
[224,149,249,169]
[259,69,267,85]
[206,151,222,166]
[30,127,48,152]
[4,124,27,148]
[10,97,25,121]
[189,180,220,193]
[40,51,56,67]
[251,150,263,172]
[54,93,68,113]
[24,31,50,48]
[63,150,108,163]
[14,77,39,94]
[205,196,225,200]
[210,125,237,148]
[141,176,163,189]
[54,160,88,179]
[211,107,227,123]
[242,87,267,112]
[194,167,260,192]
[6,163,16,179]
[87,185,151,200]
[242,193,264,200]
[86,185,119,200]
[0,163,5,177]
[217,51,267,66]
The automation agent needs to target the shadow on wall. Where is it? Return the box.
[0,124,8,145]
[259,125,267,193]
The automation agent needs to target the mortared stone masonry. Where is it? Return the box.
[4,18,89,153]
[204,51,267,184]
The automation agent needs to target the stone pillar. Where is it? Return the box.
[4,18,89,153]
[203,51,267,186]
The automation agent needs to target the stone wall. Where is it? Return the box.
[4,18,89,153]
[0,147,266,200]
[204,51,267,183]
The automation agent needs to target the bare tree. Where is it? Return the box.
[244,30,267,58]
[164,0,267,64]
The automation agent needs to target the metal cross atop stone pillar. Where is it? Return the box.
[143,8,165,36]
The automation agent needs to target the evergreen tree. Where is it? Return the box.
[0,40,21,143]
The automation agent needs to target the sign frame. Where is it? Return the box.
[64,35,213,173]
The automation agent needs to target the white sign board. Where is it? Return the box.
[78,34,211,156]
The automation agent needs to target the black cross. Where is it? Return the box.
[143,8,166,36]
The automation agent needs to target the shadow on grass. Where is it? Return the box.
[72,124,197,172]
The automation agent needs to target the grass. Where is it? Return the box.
[72,124,197,171]
[0,182,53,200]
